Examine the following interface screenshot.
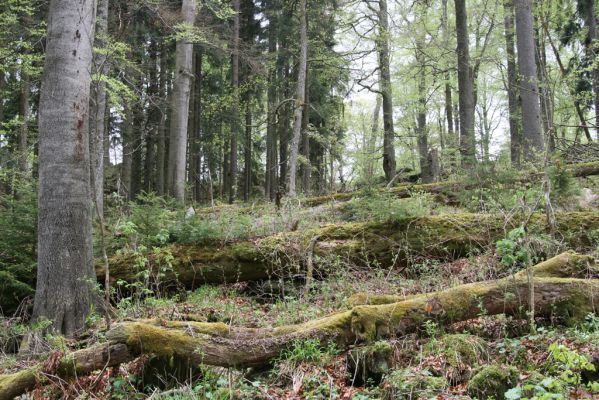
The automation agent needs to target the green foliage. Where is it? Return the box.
[0,174,37,315]
[279,338,337,367]
[548,164,579,202]
[496,227,561,272]
[381,367,447,400]
[468,364,519,400]
[342,191,434,222]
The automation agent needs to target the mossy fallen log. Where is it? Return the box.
[302,160,599,207]
[102,212,599,288]
[0,343,130,400]
[4,252,599,399]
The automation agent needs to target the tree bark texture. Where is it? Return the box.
[169,0,197,201]
[514,0,544,160]
[34,0,97,337]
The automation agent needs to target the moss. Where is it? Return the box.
[0,368,38,400]
[467,364,519,400]
[347,341,393,385]
[381,367,448,400]
[423,334,489,384]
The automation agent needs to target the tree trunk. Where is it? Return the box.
[145,39,159,193]
[377,0,396,183]
[243,101,252,201]
[441,0,454,151]
[583,0,599,139]
[229,0,241,204]
[193,49,203,202]
[416,40,431,183]
[90,0,109,216]
[265,1,278,200]
[514,0,544,161]
[367,96,381,182]
[454,0,476,166]
[102,211,599,288]
[121,105,133,198]
[168,0,197,202]
[504,0,521,166]
[301,67,311,195]
[34,0,96,336]
[17,76,30,174]
[156,44,168,196]
[287,0,308,197]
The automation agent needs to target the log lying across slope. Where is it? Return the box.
[103,211,599,287]
[4,252,599,399]
[302,160,599,207]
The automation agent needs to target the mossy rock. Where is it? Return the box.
[423,334,490,384]
[347,341,393,386]
[381,367,447,400]
[467,364,519,400]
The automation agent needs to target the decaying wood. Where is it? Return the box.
[4,252,598,399]
[102,212,599,288]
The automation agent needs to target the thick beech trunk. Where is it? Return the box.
[101,212,599,287]
[34,0,96,336]
[4,253,598,399]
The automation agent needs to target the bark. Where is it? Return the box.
[156,44,168,196]
[169,0,197,201]
[90,0,109,216]
[504,0,521,166]
[34,0,96,336]
[301,66,311,194]
[265,2,278,200]
[583,0,599,139]
[377,0,397,183]
[145,40,159,193]
[454,0,476,166]
[416,40,431,183]
[441,0,454,145]
[287,0,308,197]
[17,76,30,174]
[229,0,240,204]
[243,101,252,202]
[121,104,133,198]
[193,49,203,202]
[514,0,544,160]
[101,212,599,287]
[3,253,597,400]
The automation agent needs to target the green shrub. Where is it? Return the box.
[468,364,519,400]
[342,191,434,223]
[381,367,447,400]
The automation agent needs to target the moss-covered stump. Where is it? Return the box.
[422,334,490,384]
[101,212,599,288]
[467,364,519,400]
[381,367,448,400]
[346,341,393,386]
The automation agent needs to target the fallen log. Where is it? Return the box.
[0,343,131,400]
[102,212,599,288]
[4,252,599,399]
[302,160,599,207]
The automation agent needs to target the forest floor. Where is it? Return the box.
[2,168,599,399]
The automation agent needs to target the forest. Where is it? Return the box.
[1,0,599,398]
